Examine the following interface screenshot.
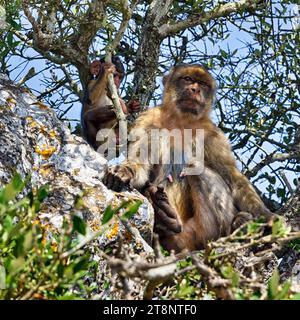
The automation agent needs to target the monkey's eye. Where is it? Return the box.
[198,81,209,88]
[183,76,193,82]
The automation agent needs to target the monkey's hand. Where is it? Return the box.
[146,184,182,236]
[119,99,128,114]
[127,100,141,113]
[251,206,274,222]
[103,165,134,192]
[102,62,116,74]
[89,60,101,77]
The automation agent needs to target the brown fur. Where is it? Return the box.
[81,63,128,150]
[104,64,273,252]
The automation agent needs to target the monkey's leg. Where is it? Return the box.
[186,167,238,244]
[85,121,99,149]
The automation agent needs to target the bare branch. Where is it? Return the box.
[104,0,139,140]
[246,152,300,178]
[159,0,266,37]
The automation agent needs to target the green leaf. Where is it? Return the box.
[268,269,279,299]
[73,257,89,274]
[220,49,228,59]
[276,281,291,300]
[58,294,85,300]
[101,204,115,225]
[7,32,13,47]
[272,217,290,237]
[37,185,49,202]
[120,200,142,221]
[292,293,300,300]
[0,173,25,204]
[269,176,276,185]
[276,188,286,199]
[8,257,25,275]
[72,215,86,236]
[13,235,25,257]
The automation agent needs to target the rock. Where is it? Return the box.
[290,260,300,293]
[0,74,154,254]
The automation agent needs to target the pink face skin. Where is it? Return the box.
[89,60,124,89]
[90,61,102,78]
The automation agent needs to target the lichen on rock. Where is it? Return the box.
[0,74,154,271]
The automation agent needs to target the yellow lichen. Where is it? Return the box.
[89,220,101,232]
[50,241,58,252]
[6,97,17,107]
[49,130,57,138]
[35,144,56,159]
[32,219,40,226]
[28,120,38,128]
[73,168,80,175]
[41,237,47,246]
[105,221,119,240]
[39,166,52,176]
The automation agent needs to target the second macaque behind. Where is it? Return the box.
[81,57,140,150]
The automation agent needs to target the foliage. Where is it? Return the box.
[0,174,141,299]
[0,173,94,299]
[0,1,21,69]
[150,218,300,300]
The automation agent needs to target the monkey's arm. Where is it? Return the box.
[103,131,151,191]
[103,108,162,191]
[205,129,272,218]
[88,63,115,104]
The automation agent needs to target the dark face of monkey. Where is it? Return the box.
[163,64,216,117]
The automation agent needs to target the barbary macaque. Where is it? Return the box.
[103,64,273,252]
[81,56,140,150]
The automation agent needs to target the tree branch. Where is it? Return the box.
[246,151,300,178]
[159,0,266,37]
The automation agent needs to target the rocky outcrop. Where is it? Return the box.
[0,74,154,253]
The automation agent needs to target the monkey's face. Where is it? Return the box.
[164,65,216,118]
[90,60,101,77]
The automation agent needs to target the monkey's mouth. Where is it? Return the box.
[177,98,204,114]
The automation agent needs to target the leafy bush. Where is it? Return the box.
[0,174,141,300]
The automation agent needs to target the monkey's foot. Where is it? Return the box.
[146,184,182,236]
[231,211,253,231]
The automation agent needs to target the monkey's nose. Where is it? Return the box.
[189,85,200,94]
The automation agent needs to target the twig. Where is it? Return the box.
[60,225,111,260]
[117,216,154,254]
[191,253,234,300]
[104,0,139,147]
[280,170,294,195]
